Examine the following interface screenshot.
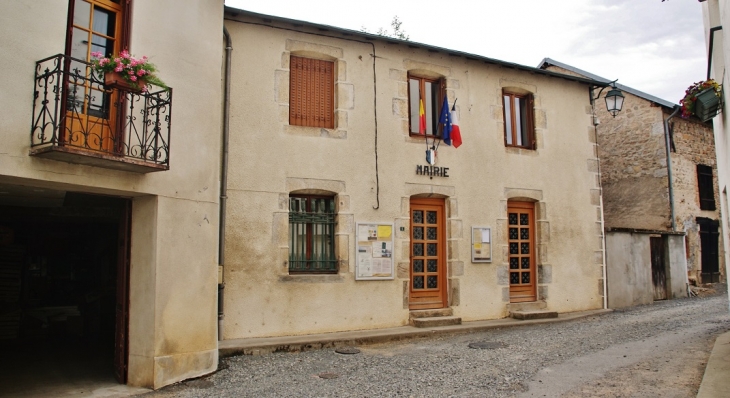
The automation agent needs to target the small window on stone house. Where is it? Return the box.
[697,164,716,210]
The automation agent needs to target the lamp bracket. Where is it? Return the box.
[593,79,619,101]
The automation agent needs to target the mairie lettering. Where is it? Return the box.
[416,165,449,177]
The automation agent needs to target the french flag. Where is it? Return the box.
[451,103,462,148]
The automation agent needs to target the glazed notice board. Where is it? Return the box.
[355,223,394,280]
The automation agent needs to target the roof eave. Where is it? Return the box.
[224,7,609,88]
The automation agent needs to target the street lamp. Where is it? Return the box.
[604,83,625,117]
[593,80,624,119]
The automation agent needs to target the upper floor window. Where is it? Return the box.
[409,75,444,136]
[503,90,535,149]
[697,164,716,210]
[289,195,337,274]
[289,56,334,129]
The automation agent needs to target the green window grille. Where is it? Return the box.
[289,195,337,273]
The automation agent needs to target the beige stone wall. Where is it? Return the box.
[0,0,224,389]
[597,92,671,230]
[222,14,605,340]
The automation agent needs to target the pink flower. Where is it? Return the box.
[141,86,148,93]
[137,69,146,76]
[99,59,108,66]
[120,50,130,59]
[130,75,137,82]
[114,58,121,64]
[115,66,123,72]
[91,51,102,58]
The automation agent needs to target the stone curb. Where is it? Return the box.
[219,308,612,358]
[697,330,730,398]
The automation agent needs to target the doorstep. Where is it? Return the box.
[218,308,611,357]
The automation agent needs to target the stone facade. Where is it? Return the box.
[221,9,607,341]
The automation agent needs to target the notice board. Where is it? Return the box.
[355,223,395,280]
[472,226,492,263]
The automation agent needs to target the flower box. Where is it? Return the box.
[104,71,142,92]
[91,51,167,93]
[694,88,722,122]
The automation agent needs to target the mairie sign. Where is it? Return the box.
[416,165,449,178]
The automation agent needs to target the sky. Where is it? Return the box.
[225,0,709,104]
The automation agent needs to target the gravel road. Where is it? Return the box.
[143,286,730,397]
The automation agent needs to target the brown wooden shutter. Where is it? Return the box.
[290,56,334,129]
[527,93,536,150]
[120,0,133,51]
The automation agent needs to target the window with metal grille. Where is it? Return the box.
[697,164,716,210]
[503,90,535,149]
[289,56,334,129]
[289,195,337,273]
[408,75,444,136]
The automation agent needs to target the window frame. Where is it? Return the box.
[288,194,337,274]
[697,164,716,210]
[289,55,335,129]
[502,90,536,150]
[408,74,445,138]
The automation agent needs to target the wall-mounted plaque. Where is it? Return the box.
[472,226,492,263]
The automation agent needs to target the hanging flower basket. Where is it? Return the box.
[680,79,722,122]
[694,88,723,122]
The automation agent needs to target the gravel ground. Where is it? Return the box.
[144,285,730,398]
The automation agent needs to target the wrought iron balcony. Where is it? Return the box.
[30,54,172,172]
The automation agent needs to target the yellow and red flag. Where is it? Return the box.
[418,99,427,134]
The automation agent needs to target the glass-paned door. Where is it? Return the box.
[409,198,447,309]
[65,0,123,152]
[508,202,536,303]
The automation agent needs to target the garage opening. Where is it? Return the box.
[0,187,131,395]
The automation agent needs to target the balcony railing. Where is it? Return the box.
[30,54,172,172]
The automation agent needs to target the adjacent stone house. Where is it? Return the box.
[218,8,611,342]
[540,59,723,307]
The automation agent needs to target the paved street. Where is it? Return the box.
[143,287,729,397]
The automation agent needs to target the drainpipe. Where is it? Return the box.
[663,106,691,297]
[218,26,232,341]
[663,106,680,232]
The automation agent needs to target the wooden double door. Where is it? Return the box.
[409,198,447,310]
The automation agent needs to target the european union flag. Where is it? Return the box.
[438,95,452,145]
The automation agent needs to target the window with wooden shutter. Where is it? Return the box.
[697,164,716,210]
[289,56,334,129]
[503,90,535,150]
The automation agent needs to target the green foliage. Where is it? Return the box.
[362,16,410,41]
